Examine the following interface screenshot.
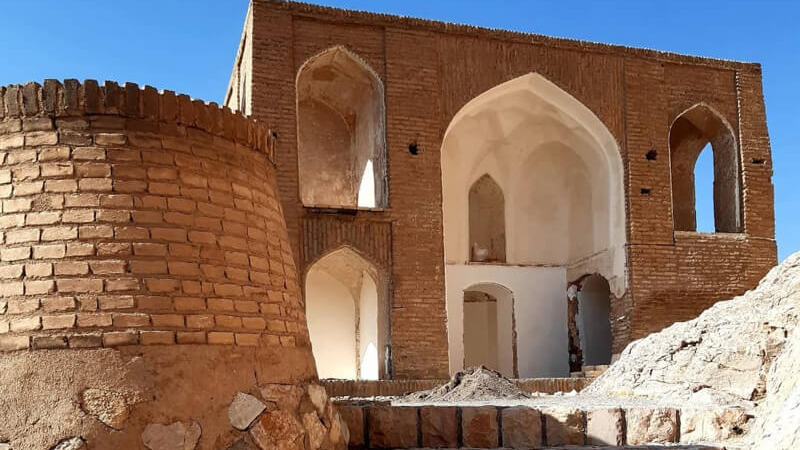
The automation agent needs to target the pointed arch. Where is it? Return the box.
[468,174,506,262]
[669,103,741,233]
[441,73,625,292]
[296,46,387,209]
[304,245,390,379]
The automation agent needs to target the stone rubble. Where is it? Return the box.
[228,392,267,431]
[50,438,86,450]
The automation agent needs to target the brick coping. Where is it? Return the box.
[0,80,276,164]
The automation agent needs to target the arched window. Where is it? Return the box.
[296,47,387,209]
[468,174,506,262]
[670,104,741,233]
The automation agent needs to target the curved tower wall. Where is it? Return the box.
[0,80,346,450]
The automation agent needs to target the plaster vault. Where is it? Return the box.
[442,73,626,377]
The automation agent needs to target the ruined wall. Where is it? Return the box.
[240,0,777,377]
[0,80,347,450]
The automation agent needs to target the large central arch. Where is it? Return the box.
[441,73,626,377]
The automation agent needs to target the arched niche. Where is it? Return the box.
[469,174,506,262]
[296,46,387,209]
[462,283,516,377]
[576,274,613,366]
[304,246,389,379]
[669,103,741,233]
[441,73,626,295]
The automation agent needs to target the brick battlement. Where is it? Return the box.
[0,79,275,163]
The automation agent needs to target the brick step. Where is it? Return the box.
[336,401,748,449]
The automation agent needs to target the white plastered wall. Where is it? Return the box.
[306,269,357,379]
[446,265,568,378]
[441,73,626,378]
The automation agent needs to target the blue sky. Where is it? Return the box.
[1,1,797,260]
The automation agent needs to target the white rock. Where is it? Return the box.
[228,392,267,430]
[51,438,86,450]
[307,384,327,415]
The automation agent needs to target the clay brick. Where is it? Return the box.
[0,264,24,279]
[177,331,206,344]
[44,179,77,193]
[140,330,174,345]
[0,335,30,351]
[103,331,138,346]
[113,313,150,327]
[234,333,259,346]
[186,314,215,329]
[71,147,106,160]
[207,331,235,345]
[42,296,75,312]
[587,408,624,445]
[25,279,55,295]
[145,278,180,293]
[6,228,40,244]
[78,224,113,239]
[89,260,126,274]
[32,243,63,259]
[41,226,77,241]
[68,333,102,348]
[11,316,41,331]
[33,335,68,349]
[96,242,131,256]
[151,227,186,242]
[57,278,104,293]
[64,194,99,208]
[54,261,89,275]
[130,260,167,274]
[25,262,53,277]
[42,314,76,330]
[65,242,94,257]
[151,314,185,328]
[26,211,61,226]
[174,296,205,311]
[105,278,139,292]
[98,295,134,310]
[76,313,112,328]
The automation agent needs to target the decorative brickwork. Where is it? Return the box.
[231,0,777,379]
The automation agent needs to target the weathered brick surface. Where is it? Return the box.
[0,80,305,352]
[233,0,777,377]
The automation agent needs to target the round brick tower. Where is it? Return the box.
[0,80,347,450]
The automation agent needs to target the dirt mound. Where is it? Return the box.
[397,366,530,403]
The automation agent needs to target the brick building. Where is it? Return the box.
[226,0,777,380]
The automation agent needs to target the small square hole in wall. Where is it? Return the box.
[752,158,765,165]
[640,188,651,195]
[646,149,658,160]
[408,143,419,156]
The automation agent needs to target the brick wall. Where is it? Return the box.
[240,0,777,377]
[0,79,310,352]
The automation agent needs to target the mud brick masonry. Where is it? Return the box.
[0,80,349,449]
[226,0,777,380]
